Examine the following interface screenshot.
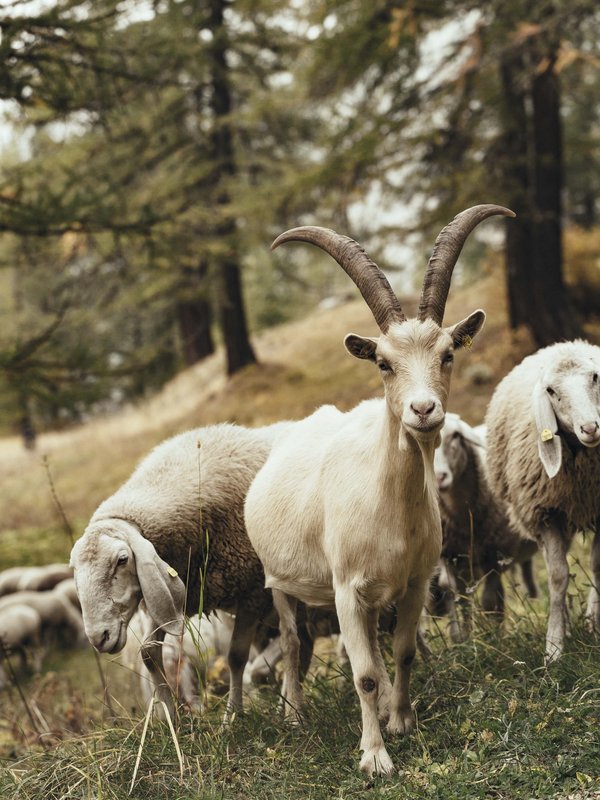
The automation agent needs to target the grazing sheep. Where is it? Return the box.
[69,422,319,718]
[485,340,600,662]
[52,578,81,611]
[0,564,73,597]
[433,413,537,641]
[0,589,87,649]
[245,205,513,775]
[0,604,43,689]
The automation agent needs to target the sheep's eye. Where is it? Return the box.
[116,554,129,567]
[546,386,555,397]
[377,360,392,373]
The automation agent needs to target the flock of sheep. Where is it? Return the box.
[4,204,600,778]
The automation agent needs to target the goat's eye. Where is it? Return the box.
[442,352,454,365]
[116,554,129,567]
[377,361,392,373]
[546,386,555,397]
[593,373,598,384]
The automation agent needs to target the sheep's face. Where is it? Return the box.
[70,533,141,654]
[345,312,485,445]
[543,358,600,448]
[434,415,469,490]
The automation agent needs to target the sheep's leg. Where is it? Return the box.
[520,558,538,599]
[248,636,282,685]
[387,580,428,738]
[272,589,305,722]
[226,608,258,715]
[481,570,505,618]
[140,628,174,719]
[542,524,569,663]
[335,583,393,776]
[585,527,600,635]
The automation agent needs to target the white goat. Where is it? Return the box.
[485,340,600,662]
[245,205,514,775]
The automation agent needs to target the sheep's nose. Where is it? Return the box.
[436,472,449,488]
[580,422,599,437]
[92,629,110,651]
[411,400,436,418]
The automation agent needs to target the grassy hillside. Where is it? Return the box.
[1,264,599,799]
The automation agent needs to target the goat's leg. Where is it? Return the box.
[388,580,428,737]
[140,628,174,719]
[542,523,570,663]
[335,583,393,776]
[226,608,258,715]
[272,589,304,722]
[366,609,392,723]
[585,527,600,635]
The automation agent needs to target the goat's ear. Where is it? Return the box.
[121,527,185,636]
[445,309,486,350]
[532,380,562,478]
[344,333,378,361]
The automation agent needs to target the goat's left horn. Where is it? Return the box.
[272,226,406,333]
[418,204,515,326]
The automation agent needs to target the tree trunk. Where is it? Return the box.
[499,49,534,330]
[529,45,581,345]
[176,262,214,366]
[206,0,257,375]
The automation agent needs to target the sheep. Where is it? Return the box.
[0,589,87,649]
[0,604,43,689]
[245,204,514,776]
[433,412,537,642]
[52,577,81,611]
[0,564,73,597]
[485,340,600,662]
[69,422,318,719]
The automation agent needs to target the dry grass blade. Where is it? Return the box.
[128,695,154,795]
[158,700,184,780]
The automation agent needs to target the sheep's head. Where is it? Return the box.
[273,205,514,445]
[533,347,600,478]
[70,519,185,654]
[434,413,485,490]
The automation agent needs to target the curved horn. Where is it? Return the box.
[418,204,516,325]
[272,226,406,333]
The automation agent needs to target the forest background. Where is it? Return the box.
[1,0,598,444]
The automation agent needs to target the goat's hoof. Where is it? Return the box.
[544,647,563,667]
[359,746,394,777]
[387,708,414,736]
[585,614,600,637]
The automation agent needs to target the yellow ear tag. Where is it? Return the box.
[462,334,473,350]
[540,429,554,442]
[166,566,179,578]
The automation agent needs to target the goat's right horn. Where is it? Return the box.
[272,226,406,333]
[418,204,516,326]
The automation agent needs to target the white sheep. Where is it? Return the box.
[245,205,514,775]
[0,589,87,649]
[69,422,319,719]
[433,413,537,641]
[0,564,73,597]
[485,340,600,662]
[0,604,43,689]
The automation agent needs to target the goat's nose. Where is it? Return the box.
[92,629,110,651]
[410,399,436,418]
[580,422,599,437]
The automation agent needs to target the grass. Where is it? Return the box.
[0,264,599,798]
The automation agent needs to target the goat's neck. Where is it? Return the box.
[377,404,437,497]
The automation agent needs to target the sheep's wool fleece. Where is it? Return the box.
[485,341,600,540]
[89,423,288,618]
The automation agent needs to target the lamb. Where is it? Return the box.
[0,589,87,649]
[485,340,600,662]
[0,604,43,689]
[69,422,317,718]
[245,204,514,775]
[433,412,537,642]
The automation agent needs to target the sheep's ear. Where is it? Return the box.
[445,309,486,350]
[532,380,561,478]
[344,333,378,361]
[121,527,185,636]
